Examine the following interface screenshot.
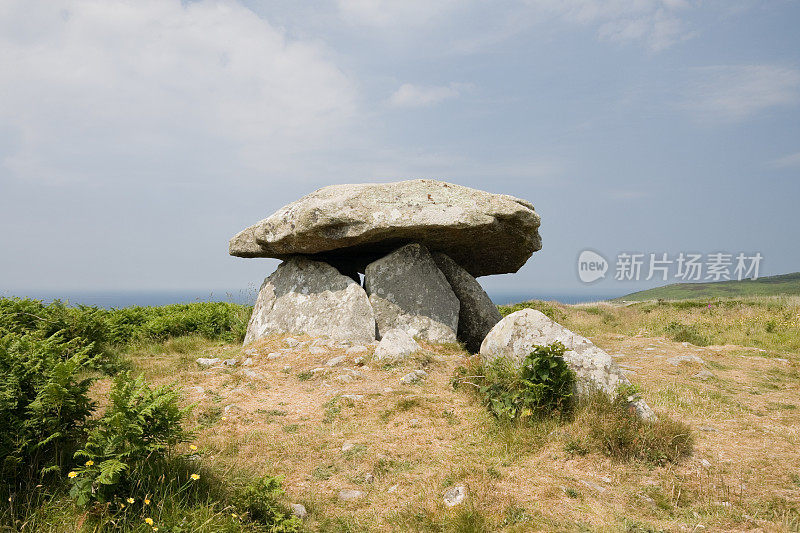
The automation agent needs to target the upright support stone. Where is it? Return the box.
[244,257,375,345]
[364,243,459,343]
[432,252,501,353]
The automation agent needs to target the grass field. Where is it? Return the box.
[3,296,800,531]
[615,272,800,301]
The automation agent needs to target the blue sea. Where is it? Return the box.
[1,289,624,308]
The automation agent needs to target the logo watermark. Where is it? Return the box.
[577,250,609,283]
[577,251,763,283]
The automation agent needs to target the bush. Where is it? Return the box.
[71,373,191,505]
[0,333,95,489]
[566,392,694,466]
[232,476,302,532]
[455,342,575,421]
[664,321,711,346]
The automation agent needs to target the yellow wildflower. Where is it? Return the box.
[190,473,200,481]
[189,444,198,451]
[232,513,238,518]
[85,460,94,466]
[144,498,150,505]
[67,471,78,478]
[144,518,154,526]
[127,497,134,504]
[120,503,125,509]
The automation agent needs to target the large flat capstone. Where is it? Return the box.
[480,309,655,419]
[229,179,541,277]
[244,257,375,345]
[364,243,459,343]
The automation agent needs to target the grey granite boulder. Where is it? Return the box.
[229,179,541,277]
[432,252,501,353]
[243,257,375,345]
[480,309,655,420]
[364,243,459,343]
[373,328,421,362]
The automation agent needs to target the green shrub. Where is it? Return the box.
[455,342,575,421]
[568,392,694,466]
[664,321,711,346]
[232,476,302,532]
[70,373,191,505]
[0,333,95,489]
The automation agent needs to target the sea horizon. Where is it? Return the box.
[1,288,626,308]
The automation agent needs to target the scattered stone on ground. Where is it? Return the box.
[443,485,467,507]
[338,489,364,501]
[326,355,347,367]
[668,354,706,366]
[693,369,716,380]
[196,357,221,366]
[400,369,428,384]
[373,328,422,362]
[290,503,307,519]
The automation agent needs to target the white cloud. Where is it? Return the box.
[769,151,800,169]
[528,0,696,51]
[336,0,461,27]
[388,83,466,108]
[682,65,800,123]
[0,0,356,184]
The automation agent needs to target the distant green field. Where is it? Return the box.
[615,272,800,301]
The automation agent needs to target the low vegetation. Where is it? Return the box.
[2,295,799,531]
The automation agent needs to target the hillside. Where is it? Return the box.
[615,272,800,301]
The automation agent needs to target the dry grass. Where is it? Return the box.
[112,298,800,532]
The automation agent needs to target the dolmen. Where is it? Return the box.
[230,179,541,352]
[230,178,654,418]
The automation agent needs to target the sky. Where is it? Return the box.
[1,0,799,301]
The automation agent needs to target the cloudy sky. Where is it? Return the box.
[1,0,798,300]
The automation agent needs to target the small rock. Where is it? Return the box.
[290,503,307,519]
[242,357,254,366]
[693,370,716,381]
[341,441,356,453]
[242,369,261,379]
[443,485,466,507]
[364,473,375,484]
[698,425,717,432]
[282,365,292,372]
[310,367,328,375]
[700,458,711,468]
[267,352,283,360]
[373,328,422,363]
[224,404,242,415]
[668,355,706,366]
[338,489,363,501]
[347,345,368,355]
[222,358,238,367]
[387,484,398,493]
[196,357,221,366]
[335,374,355,384]
[340,394,364,401]
[353,356,365,365]
[284,337,301,347]
[326,355,347,367]
[400,369,427,384]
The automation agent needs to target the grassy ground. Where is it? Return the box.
[7,296,800,531]
[615,272,800,301]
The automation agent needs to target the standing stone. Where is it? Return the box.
[480,309,655,419]
[364,244,459,343]
[432,252,501,353]
[244,257,375,345]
